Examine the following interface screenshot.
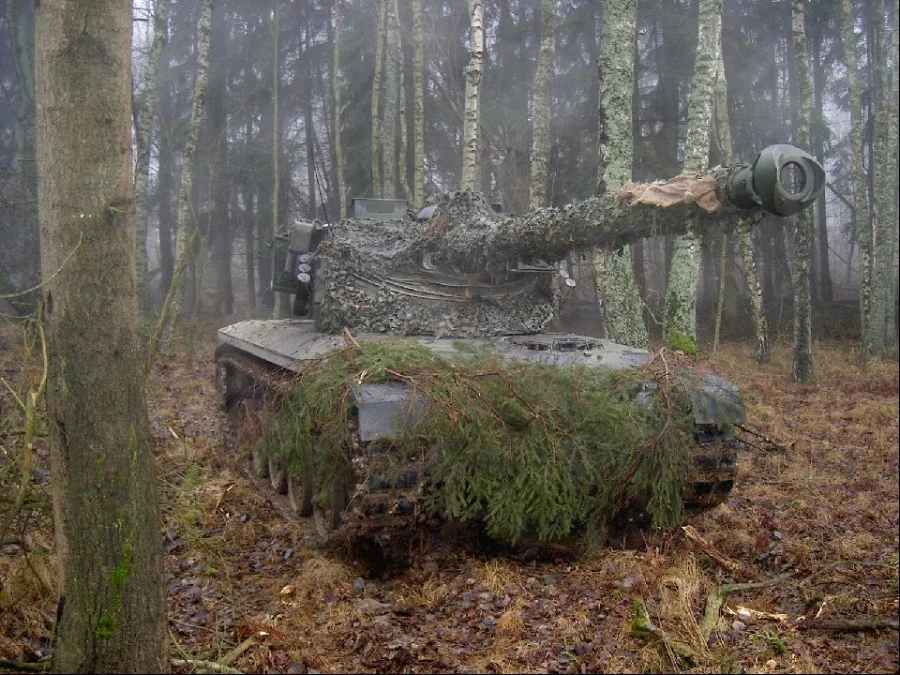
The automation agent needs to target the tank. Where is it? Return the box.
[216,145,824,561]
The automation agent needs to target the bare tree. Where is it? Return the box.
[35,0,167,669]
[663,0,721,353]
[134,0,172,320]
[460,0,483,191]
[592,0,648,348]
[791,0,814,382]
[529,0,555,209]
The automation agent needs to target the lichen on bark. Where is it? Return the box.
[593,0,648,348]
[663,0,721,349]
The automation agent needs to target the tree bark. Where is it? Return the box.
[529,0,555,209]
[382,0,400,198]
[207,0,232,316]
[134,0,171,321]
[8,0,39,289]
[713,19,768,363]
[411,0,425,208]
[159,0,213,353]
[460,0,483,191]
[593,0,648,348]
[35,0,167,670]
[810,16,832,307]
[791,0,814,382]
[841,0,872,336]
[867,0,898,356]
[332,0,346,218]
[664,0,721,352]
[370,0,386,197]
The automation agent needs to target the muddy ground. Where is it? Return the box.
[1,321,897,673]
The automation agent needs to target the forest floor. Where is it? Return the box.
[0,319,898,674]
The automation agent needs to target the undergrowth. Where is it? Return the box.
[261,340,697,545]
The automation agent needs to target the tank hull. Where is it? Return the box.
[216,319,743,564]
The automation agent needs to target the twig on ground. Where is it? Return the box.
[681,525,741,573]
[796,618,900,632]
[171,658,243,674]
[734,423,791,452]
[699,573,794,642]
[220,634,258,668]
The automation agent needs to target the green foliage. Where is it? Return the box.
[262,339,696,545]
[665,329,699,356]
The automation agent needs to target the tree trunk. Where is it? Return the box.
[411,0,425,207]
[332,0,346,219]
[159,0,213,354]
[867,0,898,356]
[664,0,720,353]
[382,0,400,198]
[35,0,167,670]
[713,17,768,363]
[8,0,39,289]
[156,60,176,302]
[134,0,171,321]
[811,16,832,307]
[593,0,648,348]
[529,0,555,209]
[207,0,232,316]
[460,0,484,191]
[397,2,410,202]
[370,0,386,197]
[791,0,814,382]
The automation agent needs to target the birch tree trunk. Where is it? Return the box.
[382,0,400,198]
[134,0,171,321]
[370,0,386,197]
[411,0,425,208]
[867,0,898,356]
[158,0,212,355]
[35,0,167,669]
[713,20,768,363]
[332,0,346,219]
[663,0,721,353]
[791,0,814,382]
[460,0,484,191]
[397,0,411,201]
[593,0,648,348]
[529,0,555,209]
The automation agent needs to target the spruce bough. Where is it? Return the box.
[261,340,703,546]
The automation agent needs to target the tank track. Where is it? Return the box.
[217,350,740,564]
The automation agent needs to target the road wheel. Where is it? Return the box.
[313,478,348,539]
[288,453,315,517]
[268,457,288,494]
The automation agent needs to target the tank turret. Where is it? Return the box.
[289,144,824,337]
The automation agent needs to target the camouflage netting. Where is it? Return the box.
[261,339,697,546]
[313,178,744,338]
[314,193,564,337]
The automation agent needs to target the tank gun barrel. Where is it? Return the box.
[439,144,825,272]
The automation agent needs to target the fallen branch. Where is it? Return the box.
[734,423,791,452]
[171,658,243,674]
[630,598,698,669]
[797,618,899,632]
[221,634,257,668]
[682,525,741,573]
[699,573,794,642]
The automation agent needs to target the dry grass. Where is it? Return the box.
[0,325,896,674]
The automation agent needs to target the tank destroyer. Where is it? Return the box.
[216,145,824,562]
